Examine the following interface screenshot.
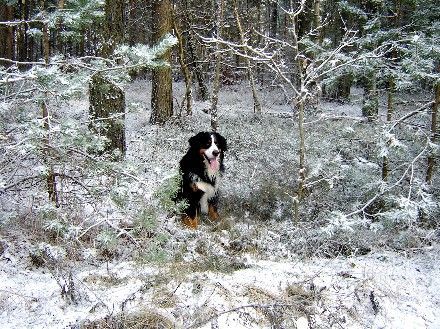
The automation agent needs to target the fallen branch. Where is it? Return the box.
[186,302,298,329]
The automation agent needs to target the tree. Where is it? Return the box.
[89,72,126,160]
[0,3,15,62]
[101,0,125,57]
[173,8,193,116]
[0,0,176,212]
[40,2,59,206]
[180,0,209,101]
[426,76,439,184]
[209,0,225,132]
[150,0,173,125]
[208,0,394,220]
[233,0,261,115]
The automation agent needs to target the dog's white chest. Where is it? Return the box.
[196,174,219,213]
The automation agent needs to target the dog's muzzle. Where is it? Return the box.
[204,152,220,171]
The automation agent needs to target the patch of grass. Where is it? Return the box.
[222,179,294,222]
[83,273,127,288]
[77,310,174,329]
[152,287,179,308]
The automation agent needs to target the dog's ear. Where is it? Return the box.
[188,134,199,148]
[188,132,206,148]
[215,133,227,152]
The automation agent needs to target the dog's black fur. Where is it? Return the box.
[175,132,227,228]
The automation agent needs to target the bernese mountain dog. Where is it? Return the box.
[175,131,227,228]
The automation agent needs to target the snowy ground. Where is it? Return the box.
[2,241,439,328]
[1,80,439,328]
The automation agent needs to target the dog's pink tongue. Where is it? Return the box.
[210,158,220,171]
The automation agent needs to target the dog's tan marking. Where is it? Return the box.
[208,204,220,222]
[182,213,199,229]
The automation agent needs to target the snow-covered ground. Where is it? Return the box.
[2,241,439,328]
[1,80,439,328]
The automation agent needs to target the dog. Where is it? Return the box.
[175,131,227,228]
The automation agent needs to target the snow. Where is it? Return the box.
[2,244,440,328]
[1,80,440,328]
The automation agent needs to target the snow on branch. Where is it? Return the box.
[115,34,178,69]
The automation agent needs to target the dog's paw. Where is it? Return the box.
[195,181,213,193]
[182,215,199,229]
[208,205,220,221]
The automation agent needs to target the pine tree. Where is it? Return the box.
[150,0,173,125]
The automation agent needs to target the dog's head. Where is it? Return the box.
[188,132,227,171]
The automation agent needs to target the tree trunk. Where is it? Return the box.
[288,8,307,221]
[382,77,396,181]
[188,30,209,101]
[233,0,261,115]
[128,0,140,45]
[269,1,278,38]
[362,70,379,121]
[426,78,439,184]
[173,11,193,116]
[150,0,173,124]
[0,4,15,62]
[313,0,322,44]
[210,0,225,132]
[41,16,59,206]
[16,1,27,62]
[297,96,306,197]
[56,0,65,54]
[183,0,209,101]
[102,0,125,57]
[89,73,126,159]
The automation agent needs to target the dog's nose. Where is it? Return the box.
[212,150,220,157]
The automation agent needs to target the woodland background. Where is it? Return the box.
[1,0,440,328]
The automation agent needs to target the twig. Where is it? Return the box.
[185,302,298,329]
[104,218,140,247]
[345,140,430,218]
[388,101,433,133]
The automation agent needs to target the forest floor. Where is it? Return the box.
[1,80,440,328]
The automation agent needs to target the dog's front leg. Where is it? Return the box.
[195,181,215,195]
[208,203,220,221]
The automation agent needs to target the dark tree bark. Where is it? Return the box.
[382,77,396,181]
[362,71,379,121]
[269,0,278,38]
[233,0,261,114]
[16,1,27,62]
[0,4,15,62]
[41,12,59,206]
[173,10,193,116]
[182,0,209,101]
[101,0,125,57]
[89,73,126,159]
[210,0,225,132]
[426,78,439,184]
[150,0,173,124]
[56,0,65,54]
